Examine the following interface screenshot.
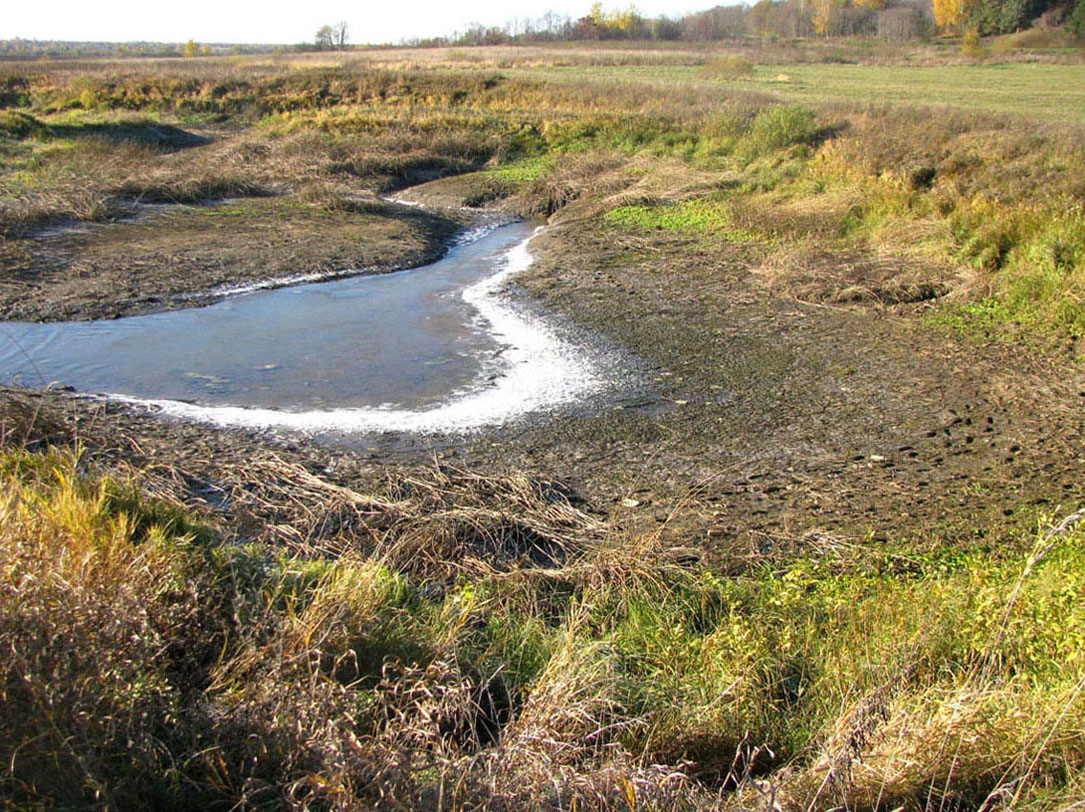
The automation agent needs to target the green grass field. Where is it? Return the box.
[521,62,1085,125]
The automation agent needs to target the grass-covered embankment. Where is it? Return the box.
[2,446,1083,809]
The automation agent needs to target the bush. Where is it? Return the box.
[0,111,46,139]
[744,105,819,156]
[961,28,988,58]
[1070,0,1085,35]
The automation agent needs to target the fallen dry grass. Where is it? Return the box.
[1,388,1083,810]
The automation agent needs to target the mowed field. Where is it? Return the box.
[515,60,1085,124]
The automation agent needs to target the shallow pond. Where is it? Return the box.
[0,221,611,433]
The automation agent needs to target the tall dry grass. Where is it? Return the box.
[1,444,1083,809]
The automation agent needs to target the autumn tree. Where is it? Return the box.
[934,0,973,33]
[811,0,846,34]
[747,0,776,35]
[182,39,199,57]
[581,3,642,37]
[315,25,334,49]
[878,5,928,40]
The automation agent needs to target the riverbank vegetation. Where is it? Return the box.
[2,438,1083,809]
[2,46,1083,332]
[2,41,1084,808]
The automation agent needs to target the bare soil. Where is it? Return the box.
[455,221,1085,563]
[1,183,1082,565]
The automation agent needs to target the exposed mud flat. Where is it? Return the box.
[0,196,474,322]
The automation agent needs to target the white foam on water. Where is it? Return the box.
[200,270,352,300]
[110,227,606,434]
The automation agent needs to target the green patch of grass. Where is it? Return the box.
[482,155,552,183]
[0,110,48,140]
[605,197,761,241]
[945,196,1085,334]
[743,104,819,156]
[524,61,1085,126]
[540,115,695,157]
[699,55,756,81]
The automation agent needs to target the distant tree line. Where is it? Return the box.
[1,0,1081,60]
[0,38,255,58]
[937,0,1083,34]
[404,0,1085,46]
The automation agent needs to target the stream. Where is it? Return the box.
[0,221,613,434]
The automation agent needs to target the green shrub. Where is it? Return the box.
[0,110,46,139]
[962,28,988,58]
[743,105,819,157]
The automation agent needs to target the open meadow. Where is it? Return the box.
[2,41,1085,810]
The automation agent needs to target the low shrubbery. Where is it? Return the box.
[698,55,756,81]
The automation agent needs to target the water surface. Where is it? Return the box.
[0,221,608,433]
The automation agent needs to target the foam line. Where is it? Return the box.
[111,227,604,434]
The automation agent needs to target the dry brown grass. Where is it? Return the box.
[2,399,1084,810]
[753,240,962,305]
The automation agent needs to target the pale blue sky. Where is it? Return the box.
[3,0,717,45]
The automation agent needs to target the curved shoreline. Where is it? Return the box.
[108,226,609,434]
[176,210,516,305]
[0,196,477,324]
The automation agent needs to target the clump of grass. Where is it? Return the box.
[109,174,273,204]
[945,195,1085,334]
[0,449,225,808]
[743,104,820,156]
[605,197,759,242]
[993,25,1081,51]
[698,55,756,81]
[0,110,47,139]
[962,28,990,59]
[482,154,552,183]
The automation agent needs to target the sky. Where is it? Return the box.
[2,0,717,46]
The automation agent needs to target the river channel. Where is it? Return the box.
[0,221,612,433]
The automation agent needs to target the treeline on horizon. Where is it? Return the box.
[430,0,1085,47]
[1,0,1083,59]
[0,40,262,59]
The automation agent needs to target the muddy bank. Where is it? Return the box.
[0,196,474,322]
[437,214,1085,560]
[1,182,1083,567]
